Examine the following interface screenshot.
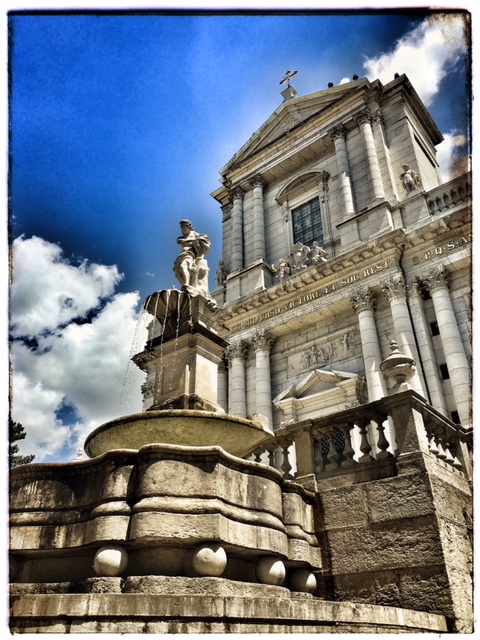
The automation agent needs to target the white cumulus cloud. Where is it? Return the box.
[10,236,146,462]
[363,14,468,107]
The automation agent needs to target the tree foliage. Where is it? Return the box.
[9,418,35,468]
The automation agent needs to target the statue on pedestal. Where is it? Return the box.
[173,219,212,299]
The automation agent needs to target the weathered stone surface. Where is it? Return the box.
[9,591,448,633]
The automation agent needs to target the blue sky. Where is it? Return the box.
[7,4,472,462]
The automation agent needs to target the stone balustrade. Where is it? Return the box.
[426,174,471,216]
[251,389,472,486]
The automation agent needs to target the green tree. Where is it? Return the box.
[9,418,35,468]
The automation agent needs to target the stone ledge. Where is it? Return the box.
[10,588,448,632]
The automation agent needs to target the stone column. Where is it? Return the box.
[408,281,449,416]
[225,340,248,417]
[381,274,427,396]
[355,108,385,201]
[372,108,398,201]
[230,186,244,271]
[421,266,471,425]
[252,330,275,427]
[350,287,387,401]
[217,358,228,413]
[330,125,355,217]
[250,174,266,262]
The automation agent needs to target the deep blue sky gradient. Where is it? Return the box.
[9,10,469,306]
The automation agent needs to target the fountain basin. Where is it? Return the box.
[84,410,274,459]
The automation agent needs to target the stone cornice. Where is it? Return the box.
[218,230,407,337]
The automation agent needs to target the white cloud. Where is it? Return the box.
[436,131,469,181]
[10,236,146,462]
[363,14,467,107]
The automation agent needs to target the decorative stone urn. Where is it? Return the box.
[380,341,416,393]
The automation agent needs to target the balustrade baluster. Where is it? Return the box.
[252,447,264,463]
[339,423,356,467]
[428,199,436,215]
[267,446,276,469]
[373,414,393,460]
[357,418,375,463]
[325,428,340,468]
[279,440,294,480]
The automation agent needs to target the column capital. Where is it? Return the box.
[381,274,407,301]
[419,265,449,293]
[329,124,347,141]
[350,287,375,313]
[230,186,244,201]
[250,174,266,189]
[354,108,373,126]
[225,340,248,362]
[372,108,384,125]
[252,330,276,353]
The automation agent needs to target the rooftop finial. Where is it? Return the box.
[279,70,298,88]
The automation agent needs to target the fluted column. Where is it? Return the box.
[350,287,387,401]
[250,174,266,262]
[408,281,449,416]
[381,274,426,396]
[225,340,248,417]
[230,186,244,271]
[421,266,471,425]
[330,125,355,217]
[252,330,275,427]
[355,108,385,201]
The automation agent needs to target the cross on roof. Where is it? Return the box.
[279,70,298,87]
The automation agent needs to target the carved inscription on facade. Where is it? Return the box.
[412,234,472,265]
[230,259,393,332]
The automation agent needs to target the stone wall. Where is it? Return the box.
[314,453,473,632]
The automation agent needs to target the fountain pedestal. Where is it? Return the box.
[134,290,227,413]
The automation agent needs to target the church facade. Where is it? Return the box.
[211,74,471,438]
[209,74,473,629]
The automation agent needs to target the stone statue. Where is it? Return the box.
[401,164,421,193]
[272,257,291,281]
[215,260,227,287]
[173,219,212,298]
[308,241,328,265]
[289,242,310,273]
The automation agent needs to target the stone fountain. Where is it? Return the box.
[10,220,325,633]
[84,219,273,458]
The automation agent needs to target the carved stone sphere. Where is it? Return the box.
[289,568,317,593]
[256,556,286,585]
[192,543,227,576]
[93,545,128,577]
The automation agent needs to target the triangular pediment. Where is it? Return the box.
[221,79,368,174]
[274,369,359,403]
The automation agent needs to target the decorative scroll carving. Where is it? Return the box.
[231,186,244,201]
[225,340,249,362]
[418,265,449,293]
[250,174,266,189]
[252,330,275,353]
[350,287,374,313]
[354,108,373,126]
[381,274,407,301]
[329,124,347,141]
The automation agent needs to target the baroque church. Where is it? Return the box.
[10,73,472,633]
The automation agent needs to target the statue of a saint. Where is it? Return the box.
[173,220,212,298]
[401,165,421,193]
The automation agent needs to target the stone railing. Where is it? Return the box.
[427,173,471,216]
[250,390,472,488]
